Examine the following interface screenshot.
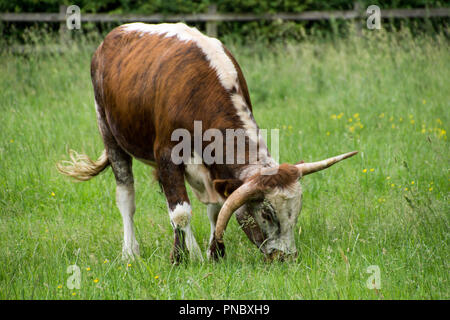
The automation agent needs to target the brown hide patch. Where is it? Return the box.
[213,178,243,198]
[92,26,246,163]
[250,163,300,191]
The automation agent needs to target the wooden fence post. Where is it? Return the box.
[206,4,218,38]
[354,1,364,36]
[59,5,69,43]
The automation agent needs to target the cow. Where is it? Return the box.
[57,22,357,264]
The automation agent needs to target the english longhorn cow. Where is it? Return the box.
[57,22,357,263]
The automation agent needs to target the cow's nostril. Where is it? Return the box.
[265,250,285,262]
[265,250,297,262]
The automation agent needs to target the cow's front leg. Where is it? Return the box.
[156,150,203,264]
[207,203,225,260]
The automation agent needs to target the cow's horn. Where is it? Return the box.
[214,181,259,242]
[296,151,358,176]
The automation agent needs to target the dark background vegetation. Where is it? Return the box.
[1,0,447,13]
[0,0,448,44]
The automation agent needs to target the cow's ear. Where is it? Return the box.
[213,179,243,199]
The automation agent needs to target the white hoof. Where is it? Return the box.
[122,242,140,260]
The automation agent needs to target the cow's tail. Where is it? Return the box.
[56,149,110,181]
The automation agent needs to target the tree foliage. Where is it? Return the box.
[0,0,446,13]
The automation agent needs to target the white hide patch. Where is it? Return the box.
[260,183,302,255]
[116,184,140,258]
[230,94,277,174]
[169,202,192,228]
[121,22,237,91]
[168,201,204,261]
[230,94,257,133]
[183,227,204,262]
[184,153,220,204]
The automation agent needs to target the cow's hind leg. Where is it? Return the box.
[96,105,139,260]
[156,148,203,264]
[108,146,140,260]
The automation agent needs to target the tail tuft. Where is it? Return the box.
[57,149,110,181]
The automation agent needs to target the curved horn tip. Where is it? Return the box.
[343,150,358,159]
[333,150,359,163]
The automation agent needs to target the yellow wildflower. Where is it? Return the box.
[93,279,99,283]
[363,169,367,173]
[51,192,55,197]
[86,267,91,271]
[57,284,63,289]
[379,113,385,118]
[370,168,374,172]
[353,113,360,119]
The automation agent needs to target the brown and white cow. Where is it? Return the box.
[58,22,357,263]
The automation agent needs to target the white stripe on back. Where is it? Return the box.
[122,22,237,91]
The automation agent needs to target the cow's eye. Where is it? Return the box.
[260,200,275,222]
[261,210,272,222]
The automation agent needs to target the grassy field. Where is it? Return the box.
[0,28,448,300]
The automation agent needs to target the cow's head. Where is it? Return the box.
[213,151,357,261]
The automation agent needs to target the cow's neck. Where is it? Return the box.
[209,131,279,182]
[236,155,278,182]
[184,129,278,204]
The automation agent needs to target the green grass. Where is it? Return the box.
[0,28,449,299]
